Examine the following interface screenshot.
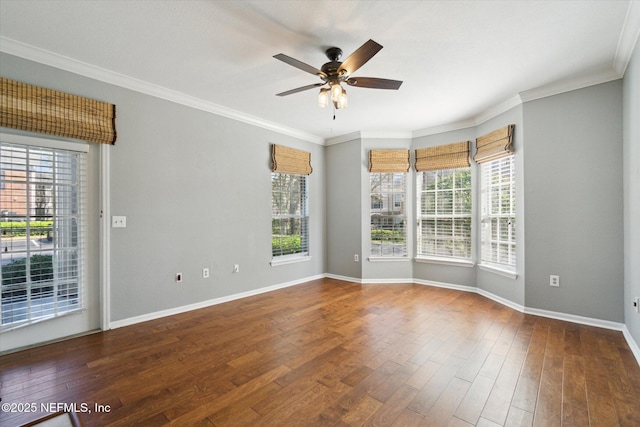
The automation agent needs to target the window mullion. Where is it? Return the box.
[25,149,33,321]
[51,153,59,316]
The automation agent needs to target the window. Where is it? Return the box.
[1,141,87,330]
[480,155,516,270]
[417,168,472,260]
[271,173,308,259]
[370,172,407,257]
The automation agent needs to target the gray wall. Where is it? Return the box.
[326,139,362,279]
[624,40,640,342]
[523,81,624,322]
[0,53,326,327]
[109,95,326,321]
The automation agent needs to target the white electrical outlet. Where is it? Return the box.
[176,272,182,283]
[233,264,239,273]
[202,268,210,279]
[550,275,560,287]
[354,254,359,262]
[111,216,126,228]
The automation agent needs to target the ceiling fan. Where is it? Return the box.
[274,39,402,111]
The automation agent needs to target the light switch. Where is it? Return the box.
[112,216,126,228]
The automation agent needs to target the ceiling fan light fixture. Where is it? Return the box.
[318,88,329,108]
[330,83,343,103]
[337,88,348,110]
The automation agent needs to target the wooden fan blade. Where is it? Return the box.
[274,54,327,78]
[276,83,325,97]
[346,77,403,90]
[338,39,383,76]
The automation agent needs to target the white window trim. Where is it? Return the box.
[0,132,89,153]
[270,254,311,267]
[414,256,475,267]
[368,256,411,263]
[99,143,111,330]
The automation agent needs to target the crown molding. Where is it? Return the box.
[410,65,621,138]
[473,94,523,125]
[325,132,362,146]
[614,0,640,76]
[360,131,413,140]
[325,130,412,146]
[0,37,325,146]
[519,68,622,103]
[412,119,477,139]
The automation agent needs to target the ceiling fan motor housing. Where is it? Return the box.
[325,47,343,61]
[321,48,349,83]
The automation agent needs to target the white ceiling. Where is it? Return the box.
[1,1,639,144]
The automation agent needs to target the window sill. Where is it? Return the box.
[368,256,411,263]
[0,308,85,333]
[478,263,518,279]
[414,256,474,267]
[270,255,311,267]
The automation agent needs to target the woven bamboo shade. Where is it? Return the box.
[0,77,117,145]
[369,149,410,172]
[415,141,470,172]
[473,124,514,164]
[271,144,313,175]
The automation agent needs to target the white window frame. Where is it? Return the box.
[479,154,516,274]
[1,134,88,332]
[270,172,310,266]
[370,172,407,259]
[416,167,473,265]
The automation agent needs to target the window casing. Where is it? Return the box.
[271,173,309,259]
[1,141,87,330]
[417,168,472,260]
[370,172,407,257]
[480,155,516,270]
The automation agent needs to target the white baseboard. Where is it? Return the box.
[404,278,526,312]
[361,277,414,284]
[109,274,325,329]
[415,279,638,366]
[476,288,526,313]
[522,306,625,331]
[412,278,477,294]
[108,272,640,367]
[622,325,640,365]
[325,273,363,284]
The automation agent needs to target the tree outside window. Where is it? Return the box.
[271,173,308,258]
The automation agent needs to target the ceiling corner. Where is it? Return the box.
[614,0,640,76]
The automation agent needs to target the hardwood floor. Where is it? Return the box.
[1,278,639,426]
